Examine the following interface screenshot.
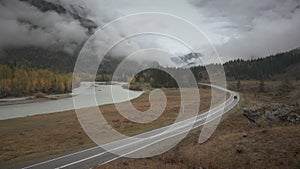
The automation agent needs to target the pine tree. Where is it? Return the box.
[259,76,265,93]
[237,79,241,89]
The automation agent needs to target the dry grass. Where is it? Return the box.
[2,81,299,169]
[0,88,212,167]
[94,81,300,169]
[96,122,300,169]
[100,88,212,136]
[0,110,94,167]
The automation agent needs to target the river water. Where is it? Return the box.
[0,82,143,120]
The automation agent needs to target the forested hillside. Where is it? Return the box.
[0,47,125,75]
[188,48,300,81]
[0,47,76,73]
[223,48,300,80]
[130,48,300,89]
[1,47,299,96]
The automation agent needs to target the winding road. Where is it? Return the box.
[22,84,239,169]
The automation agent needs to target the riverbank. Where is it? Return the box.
[0,93,73,106]
[0,81,125,106]
[0,82,143,120]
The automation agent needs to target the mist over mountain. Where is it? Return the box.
[20,0,98,32]
[0,0,101,53]
[0,0,174,69]
[0,0,299,70]
[170,53,203,68]
[1,2,300,168]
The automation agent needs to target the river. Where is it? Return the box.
[0,82,143,120]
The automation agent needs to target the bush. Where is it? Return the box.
[34,92,46,99]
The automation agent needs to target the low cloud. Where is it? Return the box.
[1,0,299,61]
[189,0,300,61]
[0,0,89,53]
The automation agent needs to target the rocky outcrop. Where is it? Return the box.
[243,103,300,124]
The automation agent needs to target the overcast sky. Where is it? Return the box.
[0,0,299,63]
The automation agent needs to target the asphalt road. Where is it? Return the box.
[22,84,239,169]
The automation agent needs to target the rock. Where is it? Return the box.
[243,103,266,124]
[243,103,298,124]
[123,161,129,166]
[265,110,280,122]
[241,133,248,138]
[236,145,245,154]
[287,113,300,124]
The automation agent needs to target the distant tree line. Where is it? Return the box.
[0,64,72,98]
[1,47,299,95]
[129,68,178,90]
[223,48,300,80]
[129,48,300,89]
[128,67,203,90]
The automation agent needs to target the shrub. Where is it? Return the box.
[34,92,46,98]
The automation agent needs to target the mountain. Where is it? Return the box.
[0,45,161,76]
[170,53,203,68]
[19,0,98,33]
[0,47,75,73]
[0,0,99,73]
[1,0,206,74]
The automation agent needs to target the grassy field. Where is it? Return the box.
[95,80,300,169]
[0,88,213,168]
[1,80,299,169]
